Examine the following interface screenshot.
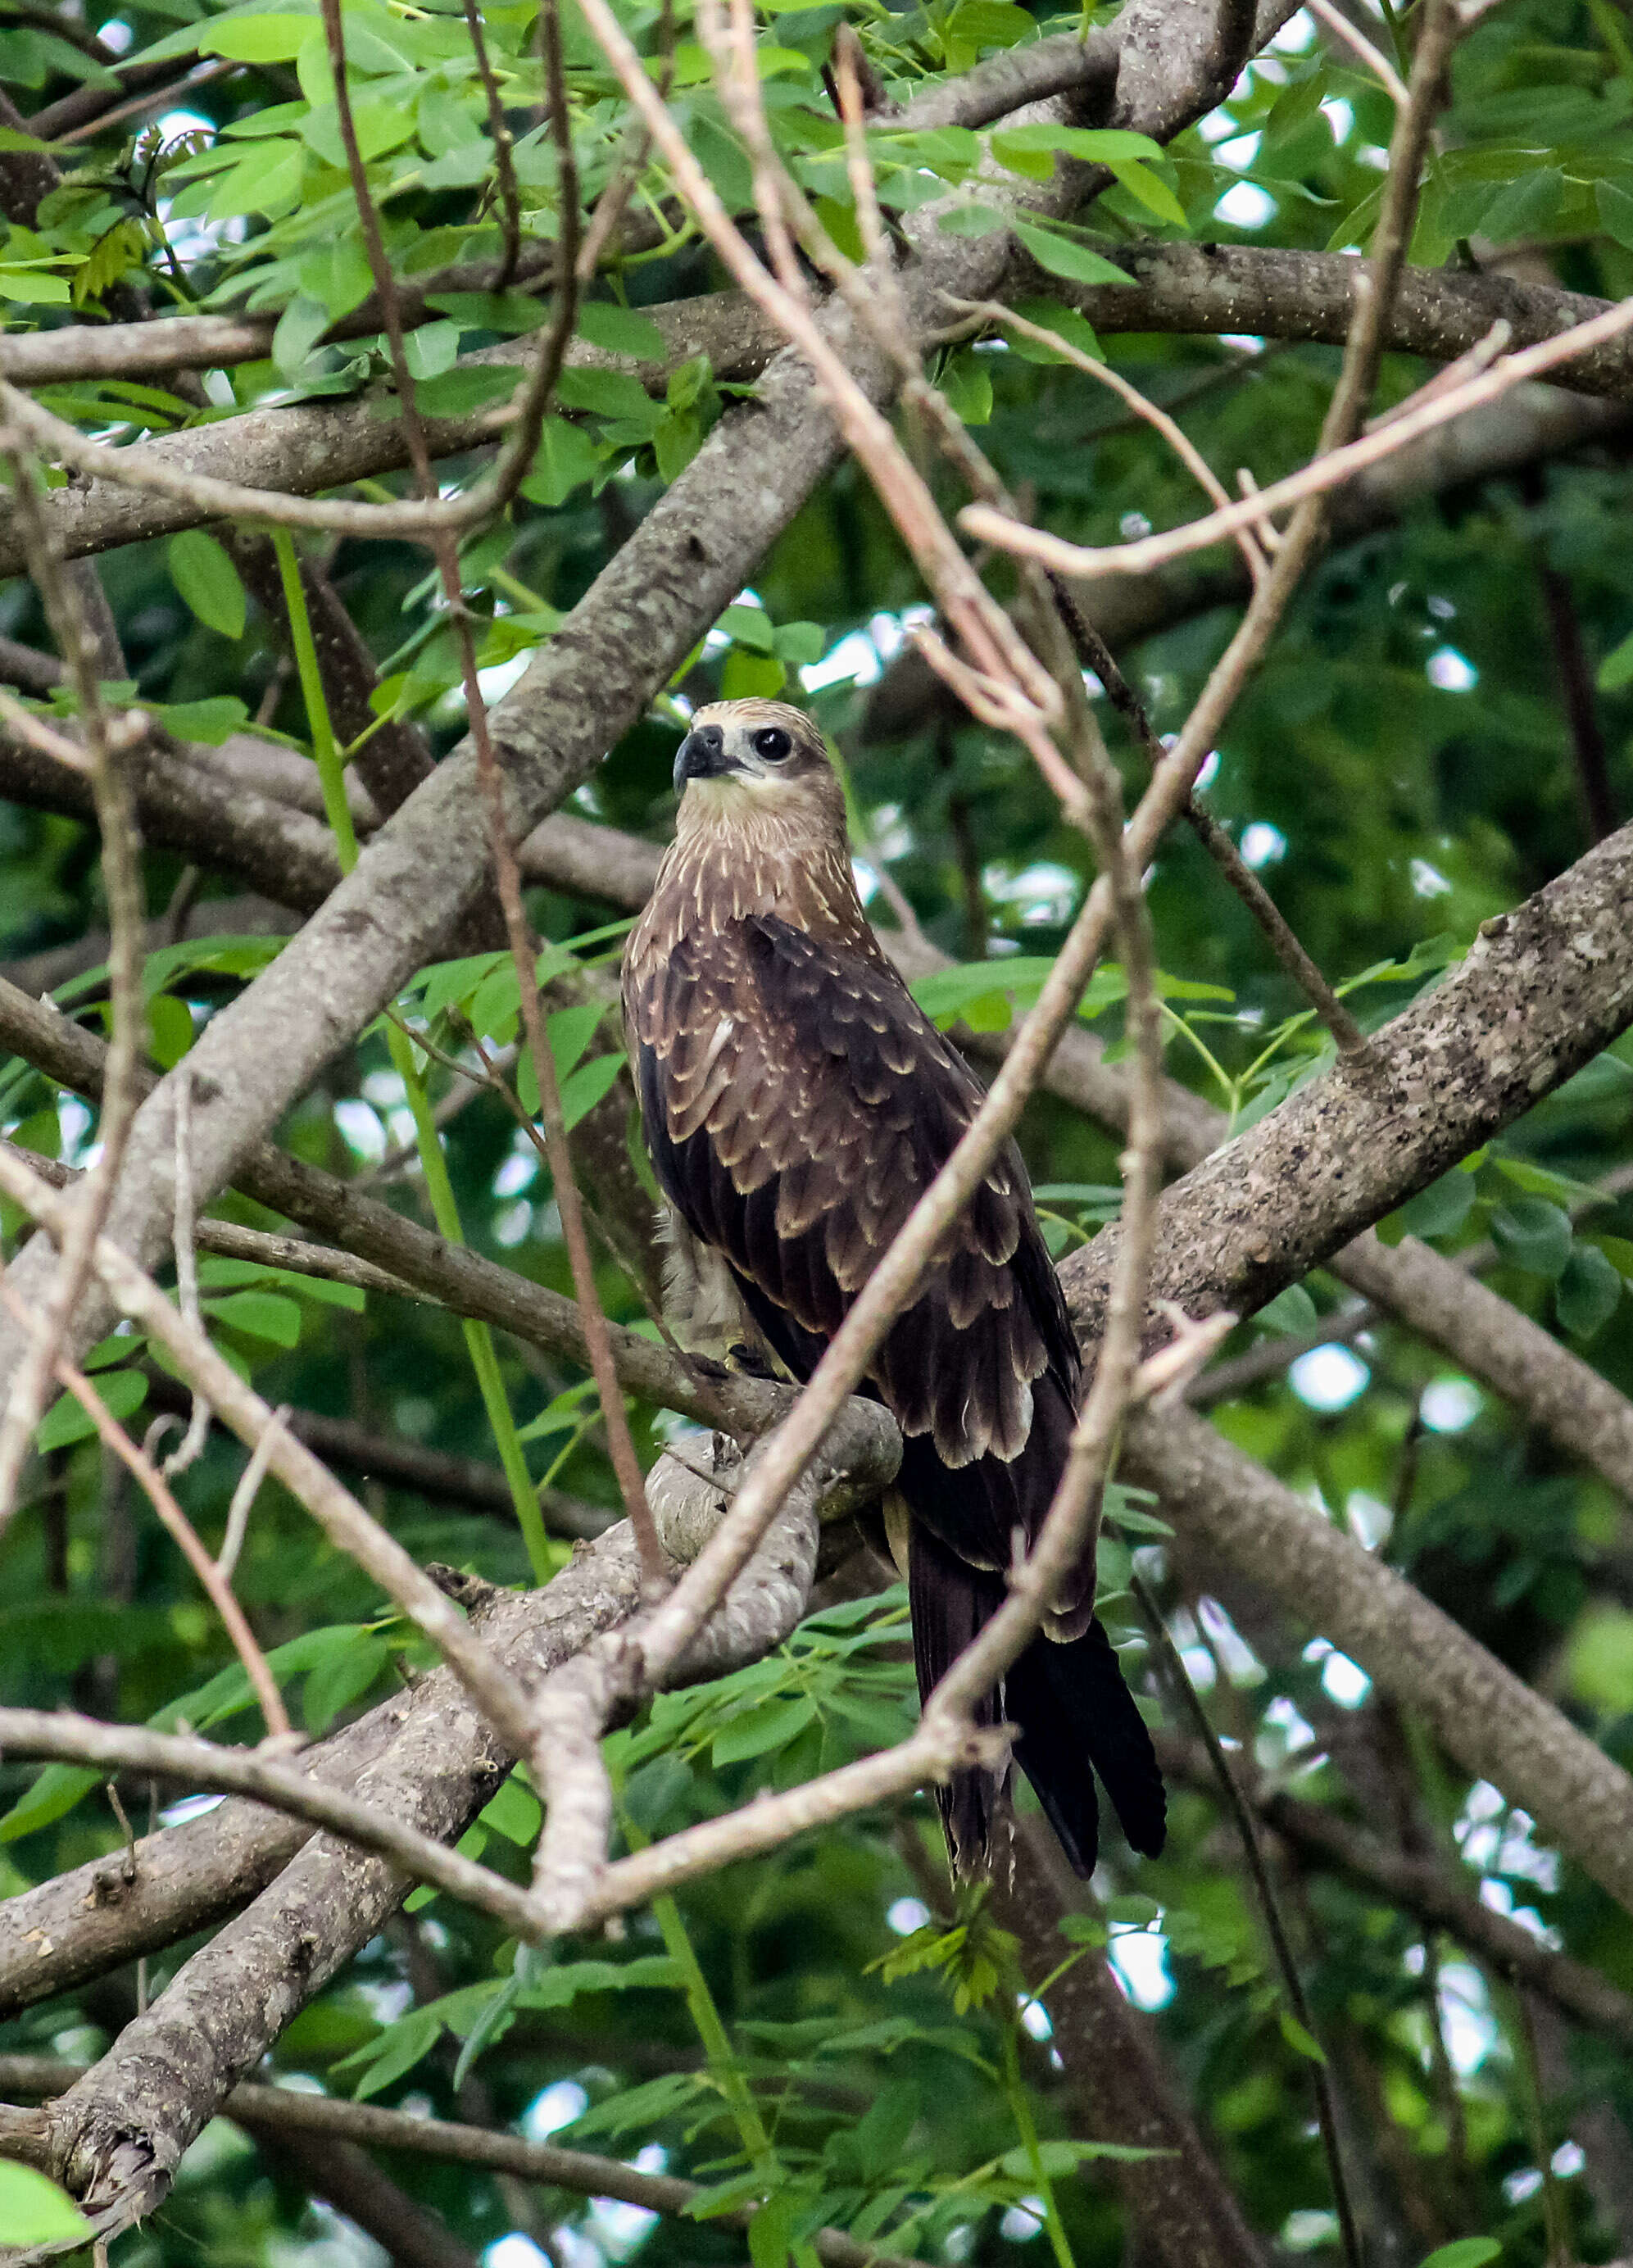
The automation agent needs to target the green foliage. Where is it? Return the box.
[0,2162,93,2243]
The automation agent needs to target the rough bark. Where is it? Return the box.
[1049,242,1633,404]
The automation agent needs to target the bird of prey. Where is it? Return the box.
[623,697,1165,1878]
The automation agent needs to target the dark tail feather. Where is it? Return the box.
[906,1526,1009,1878]
[1006,1619,1167,1875]
[906,1525,1166,1880]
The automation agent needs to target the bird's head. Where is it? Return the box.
[671,699,846,844]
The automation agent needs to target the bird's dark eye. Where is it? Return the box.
[753,728,793,763]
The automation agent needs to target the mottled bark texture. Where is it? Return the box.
[1058,820,1633,1339]
[0,307,789,576]
[1052,243,1633,404]
[1121,1404,1633,1916]
[0,2057,923,2268]
[0,733,345,912]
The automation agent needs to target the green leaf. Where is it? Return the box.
[1566,1608,1633,1712]
[0,1761,100,1844]
[197,1255,365,1311]
[575,301,669,361]
[520,415,602,507]
[1011,217,1139,286]
[168,530,247,641]
[909,955,1055,1032]
[937,201,1011,238]
[1058,1911,1109,1944]
[142,696,251,746]
[303,1632,390,1734]
[1598,625,1633,691]
[1277,2009,1327,2064]
[1417,2243,1501,2268]
[1253,1283,1318,1336]
[719,601,777,652]
[480,1770,543,1846]
[712,1694,818,1764]
[412,365,519,419]
[722,648,786,699]
[271,291,330,379]
[0,2162,93,2243]
[202,1289,303,1347]
[202,14,320,62]
[36,1366,146,1452]
[940,347,992,426]
[1598,179,1633,250]
[1003,298,1101,364]
[987,122,1166,164]
[1396,1168,1477,1242]
[1109,159,1187,227]
[344,2005,447,2099]
[1489,1199,1572,1280]
[749,2191,797,2268]
[427,290,549,336]
[522,1953,683,2006]
[1555,1245,1622,1340]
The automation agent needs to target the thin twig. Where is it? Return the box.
[0,2057,924,2268]
[1045,576,1369,1057]
[1306,0,1409,107]
[0,1278,292,1743]
[315,0,662,1592]
[576,0,1064,744]
[161,1066,211,1478]
[960,284,1633,581]
[462,0,524,289]
[2,1139,426,1304]
[950,297,1271,588]
[216,1405,288,1586]
[0,456,143,1531]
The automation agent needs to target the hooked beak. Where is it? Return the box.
[673,723,738,792]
